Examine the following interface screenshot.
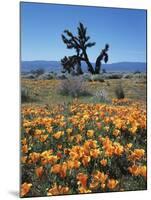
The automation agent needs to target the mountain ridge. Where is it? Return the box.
[21,60,147,73]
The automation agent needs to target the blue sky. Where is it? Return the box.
[21,2,146,63]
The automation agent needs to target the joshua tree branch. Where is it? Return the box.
[95,44,109,74]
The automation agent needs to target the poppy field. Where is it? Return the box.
[21,97,147,197]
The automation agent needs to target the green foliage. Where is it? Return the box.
[114,83,125,99]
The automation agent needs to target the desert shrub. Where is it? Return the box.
[122,73,133,79]
[37,73,55,80]
[56,74,67,80]
[107,74,123,79]
[23,73,37,79]
[58,77,91,97]
[82,73,91,81]
[114,83,125,99]
[21,87,38,103]
[90,74,105,82]
[134,70,141,74]
[133,73,146,79]
[50,71,57,75]
[31,68,45,76]
[21,88,31,103]
[123,73,146,79]
[92,89,110,103]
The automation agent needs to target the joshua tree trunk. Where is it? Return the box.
[76,60,83,75]
[87,61,95,74]
[83,50,95,74]
[95,54,103,74]
[95,44,109,74]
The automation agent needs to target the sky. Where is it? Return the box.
[21,2,147,63]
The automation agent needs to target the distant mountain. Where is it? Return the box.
[21,60,146,73]
[102,62,147,72]
[21,61,60,73]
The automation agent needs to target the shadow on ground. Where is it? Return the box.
[8,191,19,197]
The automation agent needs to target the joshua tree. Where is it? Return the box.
[61,22,109,74]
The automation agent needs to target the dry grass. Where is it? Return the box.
[21,77,146,106]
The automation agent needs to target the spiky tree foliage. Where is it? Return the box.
[61,22,95,74]
[61,56,73,73]
[61,22,109,74]
[61,55,83,75]
[95,44,109,74]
